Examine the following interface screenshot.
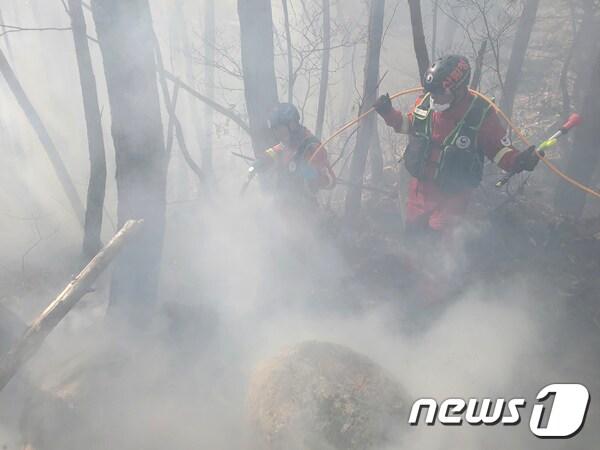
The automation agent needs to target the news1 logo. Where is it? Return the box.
[408,383,590,439]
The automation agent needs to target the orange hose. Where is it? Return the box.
[312,86,600,201]
[308,87,423,164]
[468,89,600,200]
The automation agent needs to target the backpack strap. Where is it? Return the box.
[443,96,492,151]
[411,93,432,137]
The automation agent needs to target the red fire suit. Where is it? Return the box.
[380,92,520,233]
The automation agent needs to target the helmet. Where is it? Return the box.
[268,103,301,129]
[423,55,471,96]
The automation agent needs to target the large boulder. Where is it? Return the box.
[247,341,407,450]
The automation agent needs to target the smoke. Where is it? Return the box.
[1,183,596,449]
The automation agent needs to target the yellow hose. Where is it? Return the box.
[312,87,600,200]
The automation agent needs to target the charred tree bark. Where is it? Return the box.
[238,0,280,156]
[344,0,385,221]
[408,0,430,83]
[315,0,331,139]
[0,49,84,225]
[500,0,540,118]
[554,48,600,218]
[91,0,167,324]
[282,0,294,104]
[68,0,107,260]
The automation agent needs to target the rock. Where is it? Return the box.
[247,341,407,450]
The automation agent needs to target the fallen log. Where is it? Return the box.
[0,219,143,392]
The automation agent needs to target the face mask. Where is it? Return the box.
[430,96,451,112]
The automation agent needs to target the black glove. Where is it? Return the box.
[515,145,541,172]
[374,93,393,116]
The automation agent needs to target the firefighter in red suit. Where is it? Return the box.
[253,103,335,205]
[374,55,540,235]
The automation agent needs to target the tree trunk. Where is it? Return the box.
[571,1,598,111]
[238,0,280,156]
[344,0,385,221]
[369,126,384,185]
[431,0,438,60]
[281,0,294,104]
[408,0,430,83]
[336,2,355,124]
[500,0,540,118]
[554,48,600,218]
[203,0,216,177]
[91,0,167,325]
[315,0,331,139]
[0,49,84,225]
[68,0,107,260]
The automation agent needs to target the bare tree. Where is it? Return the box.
[67,0,107,260]
[555,44,600,217]
[238,0,280,156]
[91,0,168,324]
[500,0,540,118]
[345,0,385,220]
[315,0,331,139]
[0,50,84,225]
[282,0,294,103]
[203,0,216,177]
[408,0,430,82]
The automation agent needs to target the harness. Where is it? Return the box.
[277,133,321,196]
[407,92,492,192]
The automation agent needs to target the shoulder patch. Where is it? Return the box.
[501,130,512,147]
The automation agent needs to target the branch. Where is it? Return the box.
[0,23,72,37]
[160,69,249,134]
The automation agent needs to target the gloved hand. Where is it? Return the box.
[373,93,393,116]
[250,156,272,174]
[514,145,541,172]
